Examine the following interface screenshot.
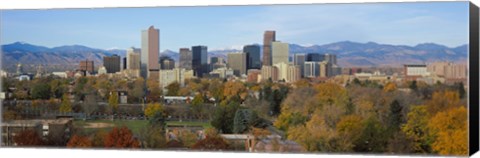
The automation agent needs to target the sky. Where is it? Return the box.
[0,2,470,51]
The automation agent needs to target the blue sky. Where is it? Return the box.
[0,2,469,51]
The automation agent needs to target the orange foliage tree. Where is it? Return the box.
[13,129,44,146]
[104,127,140,148]
[428,106,468,156]
[67,135,92,148]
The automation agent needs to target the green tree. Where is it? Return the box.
[401,105,433,153]
[353,116,388,153]
[31,82,51,100]
[233,109,258,134]
[138,126,166,149]
[59,94,72,113]
[211,101,241,134]
[387,100,403,132]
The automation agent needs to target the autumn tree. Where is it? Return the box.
[59,93,72,113]
[165,82,180,96]
[428,106,467,156]
[223,81,247,101]
[191,135,229,151]
[82,94,97,119]
[131,77,145,103]
[144,103,165,118]
[67,135,92,148]
[425,90,462,115]
[108,91,119,115]
[335,114,364,151]
[401,105,433,153]
[13,129,44,146]
[92,130,107,147]
[146,78,162,103]
[104,127,141,148]
[138,126,166,149]
[383,82,397,92]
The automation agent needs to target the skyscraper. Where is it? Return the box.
[324,54,337,65]
[179,48,192,70]
[122,57,127,70]
[306,53,324,62]
[141,26,160,80]
[79,60,94,73]
[126,47,141,70]
[271,41,289,65]
[192,45,208,77]
[243,44,261,69]
[227,52,247,76]
[103,54,121,73]
[304,62,320,78]
[293,54,306,77]
[263,31,276,66]
[160,56,175,70]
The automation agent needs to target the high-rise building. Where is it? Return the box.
[179,48,192,70]
[103,54,121,73]
[227,52,247,76]
[192,45,208,77]
[160,56,175,70]
[79,60,94,73]
[126,47,141,70]
[293,54,306,77]
[287,65,301,83]
[261,65,278,81]
[243,45,261,69]
[304,62,320,78]
[122,57,127,70]
[404,64,429,81]
[210,57,224,64]
[306,53,324,62]
[274,62,289,82]
[263,31,276,66]
[159,68,186,93]
[427,61,467,80]
[319,61,331,77]
[324,54,337,65]
[247,69,261,83]
[272,41,289,65]
[141,26,160,80]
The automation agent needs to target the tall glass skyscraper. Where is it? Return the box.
[243,44,261,69]
[141,26,160,80]
[191,45,208,77]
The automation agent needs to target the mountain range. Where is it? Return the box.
[1,41,468,72]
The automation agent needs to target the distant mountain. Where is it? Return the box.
[1,41,468,73]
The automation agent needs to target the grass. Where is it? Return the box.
[73,119,211,135]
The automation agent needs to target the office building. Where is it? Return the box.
[160,56,175,70]
[304,62,320,78]
[210,67,235,79]
[192,45,208,77]
[263,31,276,66]
[274,62,289,82]
[103,55,121,73]
[319,61,331,77]
[261,65,278,81]
[287,65,301,83]
[243,45,261,69]
[247,69,261,83]
[293,54,306,77]
[179,48,192,70]
[122,57,127,70]
[126,47,141,70]
[159,68,186,92]
[306,53,324,62]
[141,26,160,80]
[404,64,429,81]
[227,52,247,76]
[79,60,94,73]
[210,57,224,64]
[272,41,289,65]
[324,54,337,65]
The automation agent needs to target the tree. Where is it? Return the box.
[336,115,364,151]
[138,126,166,149]
[148,110,166,129]
[144,103,165,118]
[211,101,241,134]
[108,91,119,115]
[454,82,466,99]
[13,129,44,146]
[353,116,387,153]
[401,105,433,153]
[82,94,97,119]
[92,130,107,147]
[191,93,204,107]
[104,127,141,148]
[191,135,229,151]
[223,81,247,101]
[67,135,92,148]
[383,82,397,92]
[409,80,418,91]
[428,106,467,156]
[387,100,403,132]
[166,82,180,96]
[425,90,462,115]
[177,130,198,148]
[233,109,258,134]
[31,82,51,99]
[146,78,162,103]
[131,77,145,103]
[59,93,72,113]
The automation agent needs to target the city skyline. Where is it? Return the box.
[1,2,469,52]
